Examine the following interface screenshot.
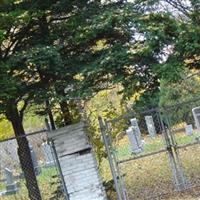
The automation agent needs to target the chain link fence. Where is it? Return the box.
[0,130,65,200]
[99,97,200,200]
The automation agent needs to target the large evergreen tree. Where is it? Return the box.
[79,0,200,107]
[1,0,199,198]
[0,0,139,198]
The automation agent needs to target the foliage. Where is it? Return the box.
[132,88,160,111]
[0,1,199,113]
[159,72,200,127]
[159,73,200,107]
[79,0,200,111]
[85,88,126,164]
[23,106,45,132]
[0,0,142,129]
[0,116,13,140]
[0,105,45,140]
[53,100,81,128]
[140,1,200,80]
[1,0,198,124]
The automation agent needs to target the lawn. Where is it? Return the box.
[101,131,200,200]
[1,131,200,200]
[115,131,200,161]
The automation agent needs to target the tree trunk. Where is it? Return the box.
[45,100,56,130]
[7,104,42,200]
[55,87,72,126]
[59,101,72,126]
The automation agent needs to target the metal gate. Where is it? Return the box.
[99,97,200,200]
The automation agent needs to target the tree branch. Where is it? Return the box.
[19,93,34,120]
[165,0,191,19]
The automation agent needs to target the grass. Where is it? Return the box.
[2,130,200,200]
[102,131,200,200]
[115,131,200,161]
[0,167,64,200]
[174,131,199,145]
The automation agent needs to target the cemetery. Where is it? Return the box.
[1,100,200,200]
[99,100,200,200]
[0,0,200,200]
[1,99,200,200]
[0,132,63,200]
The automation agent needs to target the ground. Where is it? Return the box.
[0,167,64,200]
[101,131,200,200]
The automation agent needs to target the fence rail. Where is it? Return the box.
[99,97,200,200]
[0,129,65,200]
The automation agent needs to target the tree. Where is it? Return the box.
[79,0,200,109]
[158,71,200,126]
[85,87,126,164]
[0,0,140,199]
[0,46,62,199]
[132,0,200,81]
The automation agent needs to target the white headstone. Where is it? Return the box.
[185,124,193,136]
[130,118,142,141]
[145,115,156,138]
[4,168,14,185]
[42,142,55,167]
[192,107,200,132]
[126,127,143,154]
[29,145,41,175]
[3,168,19,195]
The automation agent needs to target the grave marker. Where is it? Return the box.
[42,142,55,167]
[130,118,142,142]
[192,106,200,132]
[185,124,193,136]
[145,115,156,138]
[3,168,19,195]
[5,168,14,185]
[126,118,144,154]
[29,145,41,175]
[126,127,142,154]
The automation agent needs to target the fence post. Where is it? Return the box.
[98,117,125,200]
[45,118,69,200]
[104,120,128,200]
[50,140,70,200]
[166,115,187,191]
[158,111,187,191]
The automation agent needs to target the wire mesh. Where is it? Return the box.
[163,97,200,189]
[107,108,167,163]
[0,131,65,200]
[105,108,173,200]
[101,97,200,200]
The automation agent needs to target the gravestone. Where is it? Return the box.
[126,127,143,154]
[130,118,142,141]
[1,140,19,169]
[42,142,55,167]
[29,145,41,176]
[3,168,19,195]
[192,107,200,132]
[145,115,156,138]
[185,124,193,136]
